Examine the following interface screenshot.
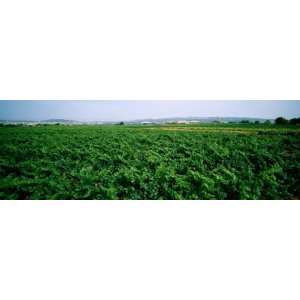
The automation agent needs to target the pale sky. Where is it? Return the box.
[0,100,299,121]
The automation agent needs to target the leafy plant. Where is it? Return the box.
[0,123,299,199]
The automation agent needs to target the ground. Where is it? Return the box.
[0,123,299,199]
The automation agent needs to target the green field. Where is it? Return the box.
[1,124,300,199]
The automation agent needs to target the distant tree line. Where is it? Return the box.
[239,120,270,124]
[275,117,300,125]
[239,117,300,125]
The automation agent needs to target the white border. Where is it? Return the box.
[1,200,300,300]
[0,0,299,100]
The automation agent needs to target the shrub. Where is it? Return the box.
[275,117,288,125]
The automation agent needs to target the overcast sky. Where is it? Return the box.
[0,100,299,121]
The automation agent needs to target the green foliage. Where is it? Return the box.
[289,118,300,125]
[0,124,299,199]
[275,117,289,125]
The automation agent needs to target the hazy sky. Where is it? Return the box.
[0,100,299,121]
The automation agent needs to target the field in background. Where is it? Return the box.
[1,124,299,199]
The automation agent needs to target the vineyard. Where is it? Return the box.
[0,124,300,199]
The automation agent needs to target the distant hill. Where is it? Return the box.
[126,116,272,124]
[0,119,81,124]
[41,119,81,124]
[0,116,273,125]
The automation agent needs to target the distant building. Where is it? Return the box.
[176,120,190,124]
[141,122,154,125]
